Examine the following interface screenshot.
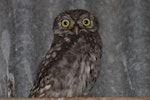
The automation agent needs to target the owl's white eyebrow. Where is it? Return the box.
[61,15,72,20]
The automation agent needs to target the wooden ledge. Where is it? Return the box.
[0,97,149,100]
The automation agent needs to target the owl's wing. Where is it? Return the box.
[29,35,77,97]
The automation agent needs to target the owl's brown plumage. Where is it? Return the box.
[29,9,102,97]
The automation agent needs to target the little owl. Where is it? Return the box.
[29,9,102,97]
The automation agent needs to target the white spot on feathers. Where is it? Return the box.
[44,84,51,90]
[64,37,70,42]
[39,93,45,97]
[46,54,51,59]
[56,46,61,51]
[44,60,49,66]
[39,87,45,93]
[52,52,56,58]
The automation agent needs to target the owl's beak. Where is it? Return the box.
[74,26,79,35]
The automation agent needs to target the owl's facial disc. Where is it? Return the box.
[53,9,99,36]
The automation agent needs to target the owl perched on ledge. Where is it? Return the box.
[29,9,102,97]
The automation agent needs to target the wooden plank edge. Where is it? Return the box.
[0,97,150,100]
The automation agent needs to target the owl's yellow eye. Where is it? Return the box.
[61,19,70,28]
[82,18,91,27]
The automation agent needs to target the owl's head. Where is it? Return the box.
[53,9,99,36]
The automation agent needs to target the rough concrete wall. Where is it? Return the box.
[0,0,150,97]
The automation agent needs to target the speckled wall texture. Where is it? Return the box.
[0,0,150,97]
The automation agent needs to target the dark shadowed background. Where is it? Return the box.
[0,0,150,97]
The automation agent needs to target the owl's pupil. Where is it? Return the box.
[64,21,67,25]
[84,20,88,24]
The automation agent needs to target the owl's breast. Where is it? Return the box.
[54,37,101,96]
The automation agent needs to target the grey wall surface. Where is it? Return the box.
[0,0,150,97]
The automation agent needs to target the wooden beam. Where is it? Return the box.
[0,97,149,100]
